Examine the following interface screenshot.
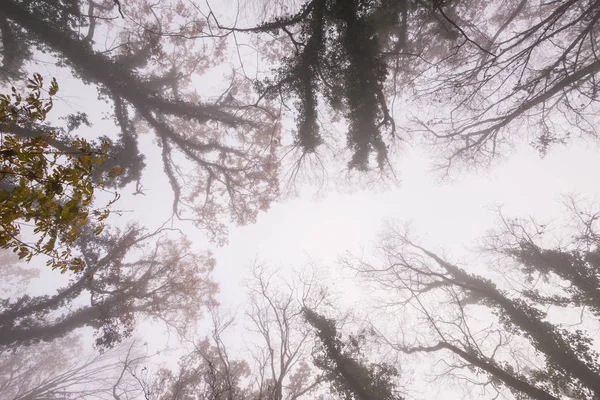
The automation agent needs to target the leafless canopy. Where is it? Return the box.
[348,216,600,400]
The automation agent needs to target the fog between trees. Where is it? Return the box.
[1,0,600,399]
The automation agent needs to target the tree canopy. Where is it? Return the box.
[2,0,279,243]
[0,225,217,350]
[350,208,600,400]
[0,74,120,273]
[304,308,403,400]
[3,1,600,399]
[234,0,600,172]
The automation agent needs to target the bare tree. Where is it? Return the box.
[145,266,329,400]
[0,335,152,399]
[411,0,600,172]
[144,309,254,400]
[349,219,600,400]
[0,225,218,350]
[243,265,327,400]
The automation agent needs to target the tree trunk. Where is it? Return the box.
[422,248,600,396]
[0,304,104,348]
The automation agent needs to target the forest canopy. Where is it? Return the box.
[1,0,600,399]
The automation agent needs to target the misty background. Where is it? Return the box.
[1,0,600,399]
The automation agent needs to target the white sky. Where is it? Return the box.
[212,137,600,300]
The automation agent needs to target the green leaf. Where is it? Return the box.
[0,74,120,274]
[108,167,124,178]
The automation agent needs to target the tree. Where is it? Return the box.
[2,0,280,242]
[209,0,600,175]
[483,201,600,318]
[0,225,218,350]
[6,0,598,188]
[0,335,152,400]
[145,266,330,400]
[304,308,403,400]
[402,0,600,172]
[243,265,327,400]
[219,0,463,171]
[144,311,254,400]
[1,74,122,272]
[350,215,600,400]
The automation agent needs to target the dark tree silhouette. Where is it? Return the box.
[351,214,600,400]
[212,0,600,174]
[304,308,403,400]
[2,0,280,242]
[484,203,600,318]
[0,225,218,350]
[224,0,462,171]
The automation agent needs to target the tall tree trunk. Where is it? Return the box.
[421,248,600,396]
[0,303,105,348]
